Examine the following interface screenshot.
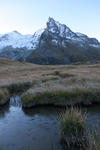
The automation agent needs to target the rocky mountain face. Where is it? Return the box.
[0,17,100,64]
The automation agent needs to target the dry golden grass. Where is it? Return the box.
[1,58,99,106]
[0,57,100,90]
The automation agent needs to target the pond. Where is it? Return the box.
[0,96,100,150]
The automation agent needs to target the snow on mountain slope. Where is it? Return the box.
[46,18,100,47]
[0,17,100,64]
[0,31,32,51]
[0,17,100,52]
[0,29,44,52]
[32,28,45,48]
[46,17,75,38]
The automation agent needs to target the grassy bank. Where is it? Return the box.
[1,81,34,95]
[6,82,32,94]
[0,81,32,105]
[0,88,9,106]
[21,87,100,107]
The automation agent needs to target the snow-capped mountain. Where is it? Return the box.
[0,17,100,64]
[0,29,44,50]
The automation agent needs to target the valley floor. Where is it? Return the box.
[0,58,100,87]
[0,58,100,107]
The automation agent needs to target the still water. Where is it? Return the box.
[0,96,100,150]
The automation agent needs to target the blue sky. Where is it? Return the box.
[0,0,100,41]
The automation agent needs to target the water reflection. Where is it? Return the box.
[86,105,100,139]
[0,96,99,150]
[22,106,62,117]
[0,102,10,118]
[0,97,62,150]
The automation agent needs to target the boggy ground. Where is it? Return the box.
[0,58,100,107]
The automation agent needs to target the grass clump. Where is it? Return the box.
[0,88,9,105]
[8,82,32,94]
[53,71,74,78]
[60,108,100,150]
[0,88,9,100]
[21,90,74,107]
[21,87,100,107]
[60,108,87,149]
[60,108,86,138]
[59,72,74,78]
[21,88,86,107]
[21,93,34,105]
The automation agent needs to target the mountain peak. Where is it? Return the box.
[46,17,74,39]
[0,18,100,65]
[48,17,55,22]
[47,17,70,29]
[47,17,59,27]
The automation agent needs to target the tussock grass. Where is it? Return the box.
[1,81,33,95]
[0,88,8,100]
[53,71,75,78]
[59,72,74,78]
[21,93,34,105]
[60,108,87,150]
[60,108,86,137]
[7,82,32,94]
[60,108,100,150]
[21,87,100,107]
[0,88,9,105]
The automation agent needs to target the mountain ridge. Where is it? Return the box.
[0,17,100,64]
